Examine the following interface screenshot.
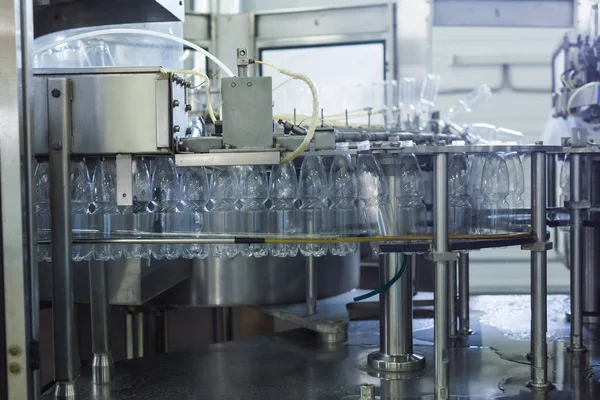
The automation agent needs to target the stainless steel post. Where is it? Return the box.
[449,261,458,339]
[433,152,450,400]
[306,255,317,315]
[47,78,79,398]
[458,253,471,335]
[135,312,144,358]
[530,148,551,389]
[569,153,586,352]
[125,312,134,359]
[367,164,425,372]
[89,261,113,384]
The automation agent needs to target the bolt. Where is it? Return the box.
[239,49,246,56]
[185,104,192,112]
[51,89,61,98]
[247,82,253,87]
[176,78,184,85]
[122,193,127,198]
[535,140,543,145]
[51,141,62,150]
[173,125,181,133]
[8,363,21,375]
[8,345,21,357]
[231,82,237,87]
[172,74,179,82]
[173,100,180,108]
[360,383,375,400]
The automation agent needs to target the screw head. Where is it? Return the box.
[51,89,61,98]
[173,100,180,108]
[185,104,192,112]
[173,125,181,133]
[8,362,21,375]
[231,82,237,87]
[239,49,246,56]
[247,82,252,87]
[122,193,127,198]
[8,345,21,357]
[51,141,62,150]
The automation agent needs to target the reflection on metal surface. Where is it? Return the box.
[41,295,600,400]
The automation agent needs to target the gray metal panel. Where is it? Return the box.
[255,4,389,39]
[0,0,35,397]
[221,76,273,149]
[34,71,173,155]
[434,0,573,28]
[184,13,211,42]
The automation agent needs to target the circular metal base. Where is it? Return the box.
[567,345,588,354]
[367,351,425,372]
[92,353,114,384]
[53,382,76,399]
[526,381,555,391]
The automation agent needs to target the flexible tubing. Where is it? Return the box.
[255,60,319,164]
[567,81,600,116]
[161,68,217,123]
[353,254,408,302]
[33,28,236,78]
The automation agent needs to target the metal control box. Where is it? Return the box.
[221,76,273,149]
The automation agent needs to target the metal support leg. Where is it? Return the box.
[449,261,458,339]
[306,255,317,315]
[458,253,471,335]
[48,78,78,399]
[89,261,113,384]
[569,153,586,353]
[125,312,134,360]
[433,152,450,400]
[530,149,551,389]
[135,312,144,358]
[367,253,425,371]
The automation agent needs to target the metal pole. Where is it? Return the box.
[306,255,317,315]
[125,312,134,359]
[367,165,425,372]
[433,152,450,400]
[569,153,586,353]
[89,261,113,384]
[135,311,144,358]
[47,78,78,399]
[530,148,551,389]
[449,260,458,339]
[458,253,471,335]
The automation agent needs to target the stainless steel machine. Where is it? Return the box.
[2,1,600,400]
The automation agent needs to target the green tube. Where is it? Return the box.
[353,254,408,302]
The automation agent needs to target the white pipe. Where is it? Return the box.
[33,28,236,78]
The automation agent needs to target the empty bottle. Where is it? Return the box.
[419,74,441,129]
[480,153,510,233]
[122,157,152,259]
[448,153,472,234]
[238,165,269,257]
[269,162,299,257]
[298,153,329,257]
[396,153,427,235]
[356,141,394,253]
[559,154,570,232]
[91,157,122,261]
[447,84,492,123]
[35,161,51,262]
[209,166,240,258]
[330,143,358,256]
[179,167,209,259]
[505,152,525,230]
[468,154,487,233]
[151,157,181,260]
[399,77,416,129]
[71,159,93,261]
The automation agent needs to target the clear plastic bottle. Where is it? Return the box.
[91,157,122,261]
[419,74,441,129]
[447,153,472,234]
[329,143,358,256]
[122,157,152,259]
[151,157,181,260]
[298,153,329,257]
[35,161,51,262]
[505,152,525,230]
[480,153,510,233]
[71,159,93,261]
[398,77,416,129]
[238,165,269,258]
[269,162,299,257]
[559,154,570,232]
[209,166,240,258]
[356,141,394,253]
[468,154,488,233]
[396,153,427,235]
[180,167,209,259]
[447,84,492,122]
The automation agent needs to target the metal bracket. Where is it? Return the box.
[521,241,553,252]
[425,252,459,262]
[571,127,588,148]
[116,154,133,207]
[565,200,591,210]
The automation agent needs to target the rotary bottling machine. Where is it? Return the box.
[3,1,600,400]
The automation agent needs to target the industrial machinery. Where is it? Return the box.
[2,1,600,400]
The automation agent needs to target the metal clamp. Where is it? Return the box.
[426,251,459,262]
[521,241,553,252]
[565,200,591,210]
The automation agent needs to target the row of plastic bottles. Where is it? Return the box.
[34,147,526,262]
